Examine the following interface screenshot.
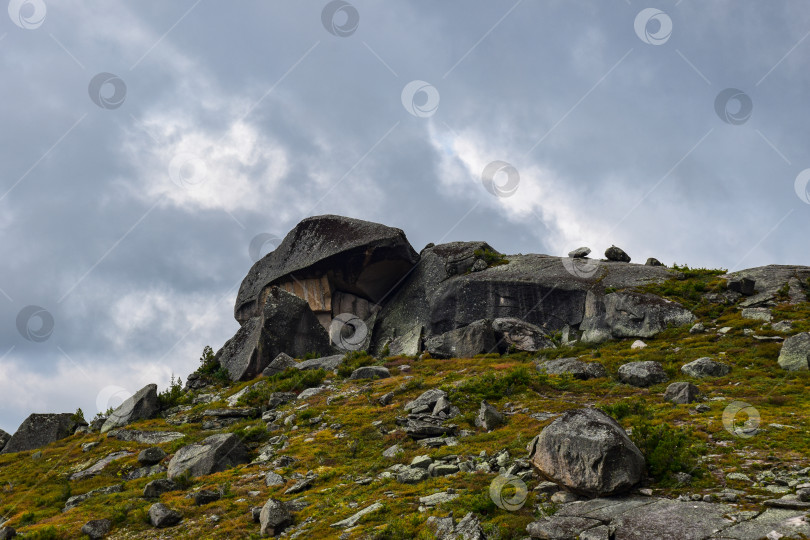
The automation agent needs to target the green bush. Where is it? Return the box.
[629,418,701,481]
[599,399,652,421]
[237,368,327,407]
[337,350,378,378]
[450,365,548,402]
[474,248,508,267]
[232,423,269,444]
[158,374,186,409]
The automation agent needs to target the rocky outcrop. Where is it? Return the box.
[581,290,695,343]
[724,265,810,306]
[235,215,419,326]
[101,384,160,433]
[217,287,333,381]
[259,498,292,536]
[492,317,555,352]
[80,519,111,539]
[167,433,250,479]
[529,408,645,497]
[778,332,810,371]
[1,413,84,454]
[0,429,10,453]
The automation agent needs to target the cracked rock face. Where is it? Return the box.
[529,408,645,498]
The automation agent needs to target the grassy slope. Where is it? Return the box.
[1,271,809,539]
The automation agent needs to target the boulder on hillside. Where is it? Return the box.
[260,498,292,537]
[349,366,390,380]
[148,503,181,528]
[1,413,84,454]
[0,429,10,453]
[681,357,731,378]
[580,291,695,344]
[475,401,504,431]
[529,408,645,497]
[81,519,111,539]
[536,357,607,380]
[618,361,668,387]
[725,265,810,305]
[167,433,250,479]
[262,353,296,377]
[137,447,167,466]
[101,384,160,433]
[235,215,419,326]
[778,332,810,371]
[568,247,591,258]
[425,319,496,358]
[217,287,333,381]
[605,245,631,262]
[492,317,555,352]
[404,389,448,414]
[664,382,700,404]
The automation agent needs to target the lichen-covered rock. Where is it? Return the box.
[425,319,496,358]
[475,401,504,431]
[681,357,731,378]
[259,498,292,537]
[100,384,160,433]
[664,382,700,404]
[778,332,810,371]
[167,433,249,479]
[536,357,607,380]
[148,503,181,528]
[1,413,84,454]
[492,317,555,352]
[80,519,111,539]
[581,291,695,344]
[617,361,668,387]
[529,408,645,497]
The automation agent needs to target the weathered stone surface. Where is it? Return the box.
[475,401,504,431]
[664,382,700,404]
[194,489,221,505]
[726,265,810,305]
[605,246,631,262]
[267,392,297,409]
[143,478,179,499]
[261,353,296,377]
[349,366,390,380]
[569,247,591,258]
[536,357,607,380]
[1,413,83,454]
[397,467,430,484]
[681,357,731,378]
[402,414,458,439]
[101,384,160,433]
[778,332,810,371]
[70,451,133,481]
[81,519,111,539]
[105,429,184,445]
[218,288,333,381]
[0,430,10,453]
[426,319,496,358]
[137,447,167,466]
[371,243,675,355]
[529,408,645,497]
[617,361,668,387]
[404,389,447,414]
[259,498,292,536]
[148,503,182,528]
[526,515,603,539]
[265,471,285,487]
[581,291,695,344]
[64,485,124,512]
[296,354,343,372]
[167,433,249,479]
[330,502,384,528]
[645,257,664,267]
[492,317,555,352]
[236,215,419,324]
[0,527,15,539]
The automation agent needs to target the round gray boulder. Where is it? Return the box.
[618,361,668,387]
[777,332,810,371]
[529,408,645,497]
[681,357,731,378]
[663,382,700,404]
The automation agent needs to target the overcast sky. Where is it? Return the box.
[1,0,809,433]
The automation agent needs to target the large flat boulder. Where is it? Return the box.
[101,384,160,433]
[425,319,496,358]
[581,290,695,344]
[536,357,607,380]
[217,287,333,381]
[725,265,810,306]
[1,413,83,454]
[778,332,810,371]
[529,408,645,497]
[235,215,419,325]
[167,433,250,479]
